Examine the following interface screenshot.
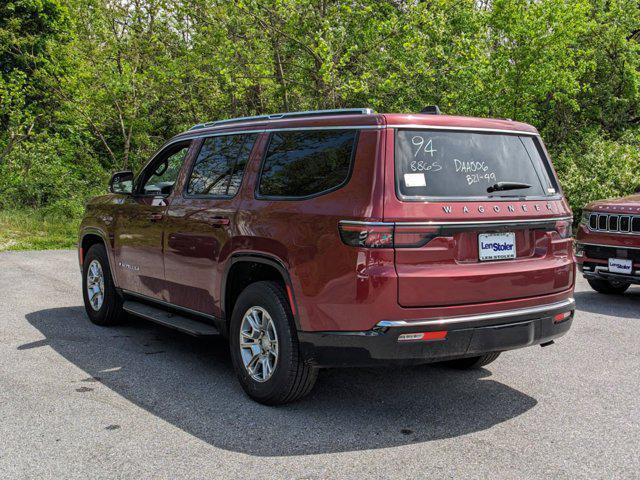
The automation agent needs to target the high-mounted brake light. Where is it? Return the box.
[338,221,439,248]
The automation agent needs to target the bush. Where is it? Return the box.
[552,129,640,218]
[0,133,107,215]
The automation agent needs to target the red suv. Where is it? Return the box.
[576,195,640,294]
[78,108,576,404]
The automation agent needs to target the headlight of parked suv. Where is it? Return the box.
[580,210,591,225]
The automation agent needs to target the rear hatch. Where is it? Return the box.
[385,127,574,308]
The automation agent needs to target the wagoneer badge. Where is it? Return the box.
[442,203,555,214]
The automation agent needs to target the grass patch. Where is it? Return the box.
[0,209,79,251]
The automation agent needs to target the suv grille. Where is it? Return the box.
[589,213,640,234]
[583,244,640,262]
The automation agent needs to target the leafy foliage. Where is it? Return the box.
[554,128,640,212]
[0,0,638,225]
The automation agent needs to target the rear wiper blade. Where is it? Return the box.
[487,181,532,193]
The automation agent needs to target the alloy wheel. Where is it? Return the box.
[86,259,105,311]
[239,306,279,382]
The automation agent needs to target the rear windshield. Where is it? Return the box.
[395,129,556,199]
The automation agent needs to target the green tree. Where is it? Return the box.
[1,0,639,227]
[0,0,71,163]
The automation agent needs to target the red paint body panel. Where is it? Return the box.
[79,111,575,335]
[576,224,640,250]
[382,113,538,134]
[233,129,387,331]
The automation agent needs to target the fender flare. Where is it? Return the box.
[221,252,301,330]
[79,227,119,288]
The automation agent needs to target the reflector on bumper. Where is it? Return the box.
[553,311,572,323]
[397,331,448,342]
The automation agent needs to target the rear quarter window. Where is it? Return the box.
[257,129,358,199]
[395,129,557,200]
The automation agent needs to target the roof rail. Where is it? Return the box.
[189,108,375,131]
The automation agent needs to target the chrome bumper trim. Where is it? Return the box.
[376,298,575,328]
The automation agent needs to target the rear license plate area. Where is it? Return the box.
[478,232,516,261]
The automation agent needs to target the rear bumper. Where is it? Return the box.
[299,298,575,367]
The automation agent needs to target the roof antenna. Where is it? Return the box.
[420,105,441,115]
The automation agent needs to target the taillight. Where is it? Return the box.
[338,221,439,248]
[552,219,572,239]
[393,224,440,248]
[338,222,394,248]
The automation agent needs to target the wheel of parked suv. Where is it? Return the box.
[444,352,501,369]
[82,244,125,326]
[229,281,318,405]
[587,278,630,294]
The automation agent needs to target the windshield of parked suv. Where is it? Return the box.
[395,129,556,199]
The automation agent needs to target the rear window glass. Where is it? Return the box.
[395,130,556,199]
[258,129,357,198]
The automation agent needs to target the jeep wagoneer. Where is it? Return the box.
[79,108,576,404]
[577,194,640,294]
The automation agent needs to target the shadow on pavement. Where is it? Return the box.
[24,306,537,456]
[574,286,640,319]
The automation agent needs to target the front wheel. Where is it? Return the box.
[587,278,630,295]
[229,281,317,405]
[82,244,125,326]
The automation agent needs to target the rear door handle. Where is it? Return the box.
[210,216,230,227]
[149,213,164,222]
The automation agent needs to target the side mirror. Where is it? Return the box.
[109,170,134,194]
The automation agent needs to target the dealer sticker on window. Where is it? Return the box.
[608,258,632,274]
[478,232,516,261]
[403,173,426,187]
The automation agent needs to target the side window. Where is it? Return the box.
[187,134,257,197]
[141,144,190,196]
[258,129,357,198]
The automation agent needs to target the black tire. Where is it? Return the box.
[229,281,318,405]
[444,352,501,369]
[587,278,630,295]
[82,244,125,326]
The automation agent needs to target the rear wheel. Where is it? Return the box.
[587,278,630,294]
[82,244,125,326]
[444,352,501,369]
[229,281,317,405]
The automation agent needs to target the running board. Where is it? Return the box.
[123,300,220,337]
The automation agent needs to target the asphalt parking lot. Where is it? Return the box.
[0,250,638,479]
